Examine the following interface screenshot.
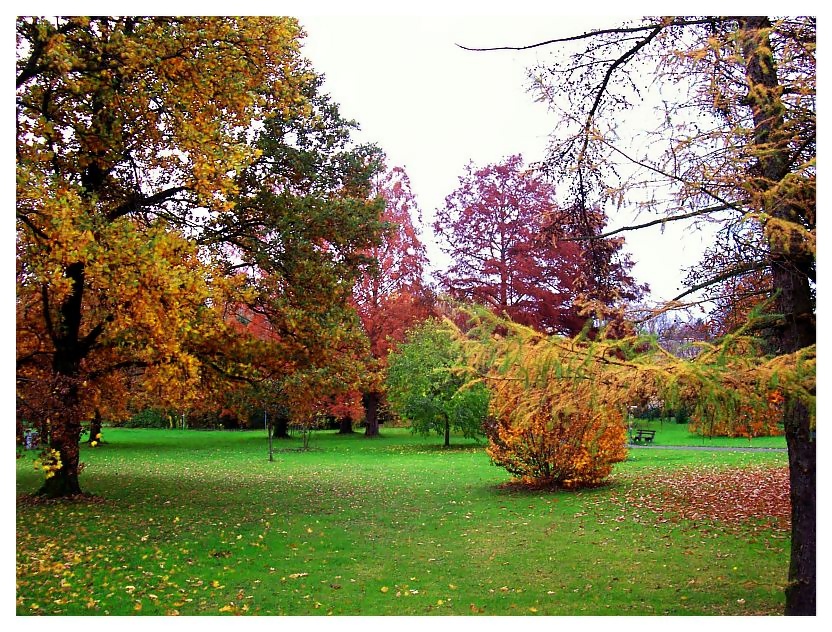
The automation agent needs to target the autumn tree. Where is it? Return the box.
[198,60,387,440]
[386,319,488,447]
[465,15,815,614]
[352,166,434,436]
[434,154,644,337]
[16,16,312,496]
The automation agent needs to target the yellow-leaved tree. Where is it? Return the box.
[16,16,309,497]
[455,306,813,491]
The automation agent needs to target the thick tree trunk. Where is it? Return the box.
[38,374,84,498]
[739,17,816,615]
[273,412,290,439]
[88,408,103,444]
[783,399,815,615]
[362,391,380,437]
[444,418,450,447]
[39,262,90,498]
[338,415,354,434]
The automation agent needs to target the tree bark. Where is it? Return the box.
[739,17,816,615]
[38,374,83,498]
[38,263,89,497]
[338,415,354,434]
[273,411,290,439]
[362,391,380,437]
[444,417,450,447]
[88,408,103,444]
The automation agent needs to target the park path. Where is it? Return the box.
[629,443,787,453]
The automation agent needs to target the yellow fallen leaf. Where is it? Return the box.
[380,586,389,593]
[219,604,234,613]
[288,572,308,579]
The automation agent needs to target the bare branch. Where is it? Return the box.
[105,186,189,222]
[455,18,717,52]
[564,204,736,241]
[670,261,768,303]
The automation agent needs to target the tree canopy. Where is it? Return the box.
[434,154,645,337]
[15,16,383,495]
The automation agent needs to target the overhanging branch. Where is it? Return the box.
[564,204,736,241]
[670,261,769,303]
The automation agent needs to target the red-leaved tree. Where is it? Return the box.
[351,166,434,435]
[434,155,644,336]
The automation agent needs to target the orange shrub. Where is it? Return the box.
[484,400,628,488]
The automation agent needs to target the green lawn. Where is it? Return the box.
[16,427,789,615]
[629,418,787,449]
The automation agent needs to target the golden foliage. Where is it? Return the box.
[452,306,814,488]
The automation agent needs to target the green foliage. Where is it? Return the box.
[386,319,488,445]
[121,409,170,429]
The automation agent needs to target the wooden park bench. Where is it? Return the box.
[630,429,656,444]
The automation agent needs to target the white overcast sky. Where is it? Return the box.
[10,3,818,309]
[295,11,713,305]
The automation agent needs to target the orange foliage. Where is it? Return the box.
[485,400,628,488]
[688,389,785,438]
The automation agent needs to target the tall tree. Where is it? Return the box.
[467,15,815,614]
[16,16,309,496]
[352,166,434,436]
[434,154,643,336]
[196,68,387,437]
[200,63,387,439]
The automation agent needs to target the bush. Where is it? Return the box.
[484,405,628,488]
[121,409,169,428]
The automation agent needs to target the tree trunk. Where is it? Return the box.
[363,391,380,437]
[38,374,83,498]
[338,415,354,434]
[39,262,90,498]
[739,17,816,615]
[783,398,815,615]
[444,417,450,447]
[273,412,290,439]
[88,408,102,444]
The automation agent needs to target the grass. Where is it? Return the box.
[16,427,789,616]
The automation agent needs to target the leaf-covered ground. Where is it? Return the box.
[614,465,790,533]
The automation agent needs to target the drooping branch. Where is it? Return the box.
[563,204,735,241]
